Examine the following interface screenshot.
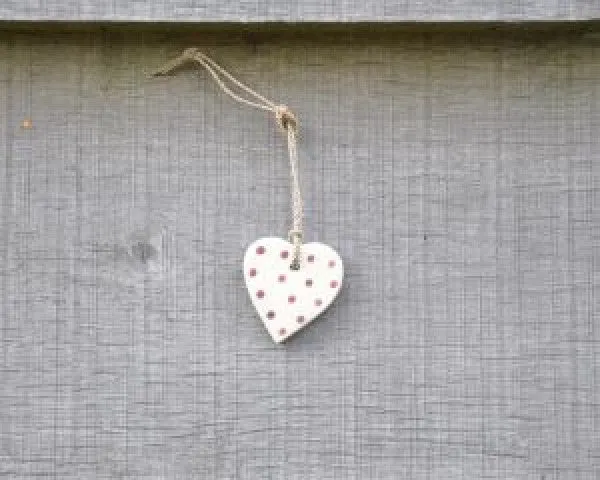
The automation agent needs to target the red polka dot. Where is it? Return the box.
[249,268,257,277]
[305,279,313,287]
[256,246,265,255]
[328,260,336,268]
[279,328,286,336]
[288,295,296,304]
[315,299,323,307]
[280,250,289,259]
[307,255,315,263]
[256,290,264,299]
[296,315,305,324]
[330,280,338,288]
[267,310,275,319]
[278,274,286,283]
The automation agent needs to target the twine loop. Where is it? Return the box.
[151,50,305,268]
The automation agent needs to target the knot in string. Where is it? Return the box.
[151,50,305,268]
[274,105,298,132]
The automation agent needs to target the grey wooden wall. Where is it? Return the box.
[1,27,599,479]
[2,0,600,21]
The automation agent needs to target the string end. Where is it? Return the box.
[148,48,201,78]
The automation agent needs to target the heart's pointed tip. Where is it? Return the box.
[270,332,287,344]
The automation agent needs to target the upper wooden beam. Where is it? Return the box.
[1,0,600,22]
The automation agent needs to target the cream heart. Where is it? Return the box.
[243,237,343,343]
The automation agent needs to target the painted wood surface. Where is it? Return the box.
[1,0,600,21]
[0,28,599,479]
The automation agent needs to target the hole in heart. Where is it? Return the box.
[278,274,286,283]
[305,279,313,287]
[307,255,315,263]
[315,298,322,307]
[328,260,336,268]
[288,295,296,304]
[267,310,275,320]
[279,328,286,336]
[256,246,266,255]
[256,290,265,299]
[296,315,305,324]
[330,280,338,288]
[280,250,289,259]
[249,268,257,277]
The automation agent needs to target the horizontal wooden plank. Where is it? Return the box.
[1,0,600,22]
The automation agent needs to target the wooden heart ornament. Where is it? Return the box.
[244,237,343,343]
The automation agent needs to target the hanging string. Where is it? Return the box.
[151,48,304,269]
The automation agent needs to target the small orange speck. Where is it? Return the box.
[21,119,32,129]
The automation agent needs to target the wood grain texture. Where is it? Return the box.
[0,28,599,479]
[1,0,600,21]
